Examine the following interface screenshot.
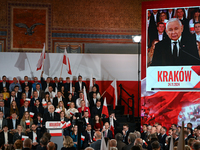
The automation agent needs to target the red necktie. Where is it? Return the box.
[13,98,15,101]
[105,130,107,137]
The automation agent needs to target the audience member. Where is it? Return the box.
[61,136,76,150]
[0,76,10,92]
[14,139,23,150]
[122,124,130,145]
[90,131,102,150]
[13,125,25,143]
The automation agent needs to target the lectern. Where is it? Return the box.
[45,121,63,150]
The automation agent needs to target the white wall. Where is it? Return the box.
[0,52,138,81]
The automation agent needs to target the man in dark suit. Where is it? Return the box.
[24,86,32,98]
[159,126,167,150]
[166,9,175,20]
[90,131,102,150]
[104,112,119,134]
[28,124,42,149]
[52,77,59,92]
[91,101,102,119]
[93,78,99,92]
[0,75,9,92]
[53,91,66,108]
[14,86,22,100]
[30,91,42,107]
[32,99,44,119]
[122,133,137,150]
[102,122,113,139]
[35,84,45,99]
[58,77,64,91]
[19,101,31,119]
[0,100,9,119]
[7,91,19,108]
[43,105,60,125]
[122,124,131,145]
[193,22,200,42]
[82,111,93,130]
[82,124,94,149]
[21,76,32,93]
[141,124,148,141]
[0,125,13,146]
[0,111,7,132]
[115,133,126,150]
[41,71,54,92]
[75,75,86,93]
[8,112,19,133]
[151,18,200,66]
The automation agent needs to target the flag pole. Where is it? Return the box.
[100,91,106,99]
[60,62,63,78]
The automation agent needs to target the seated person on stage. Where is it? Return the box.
[66,93,75,109]
[104,112,119,134]
[0,99,10,119]
[56,101,67,115]
[91,101,102,119]
[74,75,86,93]
[41,71,54,92]
[7,90,20,109]
[8,112,19,134]
[90,131,102,150]
[2,87,10,100]
[20,111,33,133]
[42,92,51,107]
[78,100,91,118]
[30,91,42,107]
[93,115,103,131]
[89,92,98,110]
[21,76,32,93]
[82,124,94,149]
[35,84,45,99]
[76,92,84,108]
[24,86,31,99]
[82,111,93,130]
[32,77,42,91]
[43,104,60,125]
[60,110,68,122]
[28,124,42,149]
[0,75,10,93]
[71,87,78,100]
[66,102,78,119]
[10,101,19,116]
[19,100,31,119]
[44,101,52,114]
[14,86,22,100]
[13,125,25,143]
[70,125,83,148]
[64,77,71,93]
[20,93,28,107]
[32,99,44,119]
[48,86,56,100]
[0,110,7,132]
[9,77,22,92]
[53,91,66,108]
[102,122,113,139]
[0,125,13,147]
[33,113,43,127]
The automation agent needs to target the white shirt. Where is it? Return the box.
[158,32,164,41]
[11,97,15,103]
[85,118,89,124]
[58,97,62,103]
[3,82,6,87]
[196,33,200,42]
[45,83,49,92]
[24,107,28,112]
[93,98,97,105]
[79,82,82,91]
[171,36,182,57]
[36,90,40,96]
[184,8,189,18]
[153,13,157,23]
[0,118,2,129]
[168,11,173,20]
[4,132,8,144]
[33,131,37,143]
[49,91,56,99]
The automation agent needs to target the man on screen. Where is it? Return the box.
[151,18,200,66]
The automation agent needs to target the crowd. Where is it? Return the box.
[1,73,200,150]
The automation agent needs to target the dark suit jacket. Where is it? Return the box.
[82,130,94,148]
[16,92,22,100]
[24,91,32,98]
[64,83,70,92]
[43,112,60,125]
[7,119,20,130]
[141,131,147,141]
[32,105,44,118]
[0,82,9,92]
[91,106,102,118]
[122,143,134,150]
[53,97,67,108]
[74,81,86,93]
[117,140,126,150]
[41,77,54,91]
[0,118,7,127]
[13,132,25,143]
[90,139,101,150]
[151,34,200,66]
[30,97,42,107]
[21,82,32,92]
[122,130,131,145]
[1,106,10,118]
[7,97,20,109]
[159,133,167,149]
[82,117,93,129]
[19,106,31,119]
[0,131,13,144]
[150,31,168,47]
[103,129,113,139]
[28,128,42,143]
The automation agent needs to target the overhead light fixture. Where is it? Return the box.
[132,35,141,43]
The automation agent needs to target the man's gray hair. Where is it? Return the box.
[128,133,137,144]
[115,133,123,141]
[166,18,182,29]
[48,104,54,110]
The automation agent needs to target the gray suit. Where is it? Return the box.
[90,139,101,150]
[0,118,7,129]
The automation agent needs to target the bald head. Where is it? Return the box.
[23,138,32,149]
[95,131,102,139]
[47,142,55,150]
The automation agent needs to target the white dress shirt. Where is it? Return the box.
[4,132,8,144]
[33,131,37,143]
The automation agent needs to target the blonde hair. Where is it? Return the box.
[63,136,74,148]
[57,101,66,114]
[21,111,33,122]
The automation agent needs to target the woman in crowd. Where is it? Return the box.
[93,115,103,131]
[159,12,168,26]
[20,111,33,133]
[66,102,78,119]
[57,101,67,115]
[13,139,23,150]
[70,125,83,149]
[10,100,19,117]
[13,125,25,143]
[20,93,28,107]
[2,87,10,100]
[42,92,51,108]
[66,93,75,109]
[147,39,159,67]
[61,136,76,150]
[60,110,68,122]
[78,100,91,118]
[33,113,43,127]
[189,8,200,33]
[60,86,66,98]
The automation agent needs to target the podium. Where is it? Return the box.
[45,121,63,150]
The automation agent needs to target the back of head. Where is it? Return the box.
[95,131,102,139]
[193,141,200,150]
[63,136,74,148]
[40,137,48,146]
[134,138,143,146]
[188,138,195,147]
[23,138,32,149]
[131,145,142,150]
[109,139,117,147]
[43,132,51,141]
[85,147,94,150]
[134,131,141,138]
[47,142,55,150]
[151,141,160,150]
[128,133,137,144]
[14,139,23,149]
[115,133,123,141]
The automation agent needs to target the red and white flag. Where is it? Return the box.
[62,121,71,129]
[83,86,89,107]
[81,135,85,141]
[67,102,71,106]
[102,97,109,118]
[49,130,62,136]
[25,120,30,125]
[93,135,96,142]
[36,43,46,71]
[70,111,75,116]
[61,121,65,124]
[110,117,115,138]
[89,74,93,92]
[63,48,72,75]
[30,112,34,118]
[42,102,47,107]
[106,79,118,109]
[55,108,61,113]
[41,118,43,123]
[22,135,29,141]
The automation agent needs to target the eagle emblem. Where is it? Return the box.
[15,23,44,35]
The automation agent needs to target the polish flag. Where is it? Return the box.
[22,135,29,141]
[83,86,89,107]
[89,74,93,92]
[30,112,34,118]
[41,118,43,123]
[63,48,72,75]
[106,79,118,109]
[55,108,61,113]
[190,24,194,32]
[100,133,107,150]
[102,97,109,118]
[93,136,96,142]
[67,102,71,106]
[36,43,46,71]
[25,120,30,125]
[26,98,31,101]
[81,135,85,141]
[70,111,75,116]
[61,121,65,124]
[49,130,62,136]
[62,121,71,129]
[42,102,47,107]
[70,81,72,93]
[110,117,115,138]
